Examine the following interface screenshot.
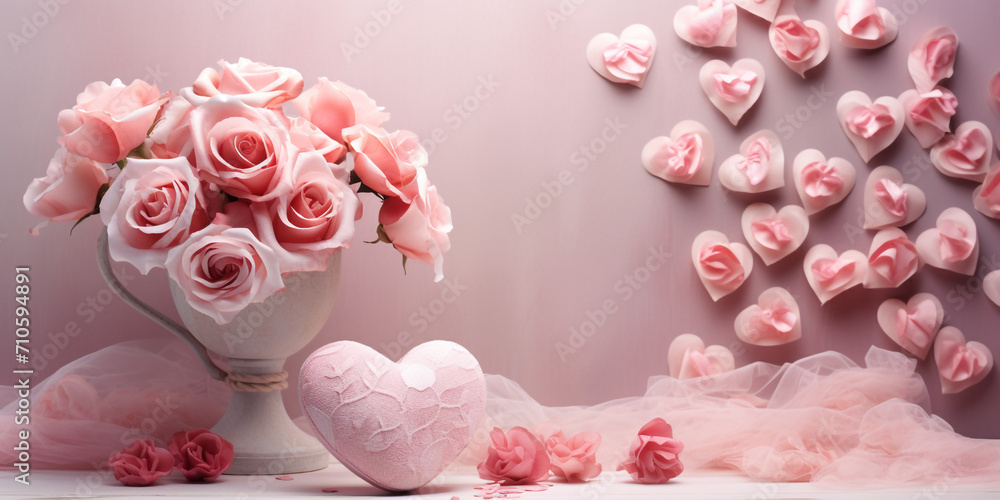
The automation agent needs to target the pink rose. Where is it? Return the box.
[99,157,210,274]
[846,104,895,139]
[697,243,745,291]
[148,96,194,159]
[188,58,303,108]
[292,77,389,144]
[188,95,295,201]
[251,152,360,273]
[108,439,174,486]
[869,236,921,287]
[602,39,654,84]
[169,428,234,481]
[23,148,109,231]
[771,19,820,63]
[58,79,168,164]
[617,418,684,484]
[343,125,426,202]
[378,168,452,282]
[165,205,285,324]
[543,431,602,482]
[289,117,347,165]
[36,374,100,420]
[477,427,550,485]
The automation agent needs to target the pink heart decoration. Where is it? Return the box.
[718,130,785,194]
[692,230,753,301]
[877,293,943,359]
[837,91,905,163]
[899,86,958,148]
[915,207,979,276]
[741,203,809,266]
[668,333,735,379]
[934,326,993,394]
[863,165,927,230]
[863,228,922,289]
[735,0,781,22]
[990,70,1000,120]
[674,0,738,48]
[972,163,1000,219]
[769,15,830,78]
[908,26,958,93]
[299,341,486,492]
[803,244,867,304]
[586,24,656,88]
[734,287,802,346]
[642,120,714,186]
[834,0,898,49]
[792,149,857,215]
[930,121,993,182]
[985,270,1000,307]
[699,58,766,126]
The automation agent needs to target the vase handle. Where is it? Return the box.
[97,227,227,381]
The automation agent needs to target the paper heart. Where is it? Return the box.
[699,58,765,126]
[299,341,486,492]
[864,228,922,289]
[673,0,738,48]
[930,121,993,182]
[769,16,830,78]
[735,0,781,22]
[692,230,753,301]
[899,87,958,148]
[734,287,802,346]
[934,326,993,394]
[863,165,927,229]
[915,207,979,276]
[741,203,809,266]
[990,70,1000,120]
[972,163,1000,219]
[668,333,735,379]
[642,120,714,186]
[908,26,958,93]
[586,24,656,88]
[803,245,867,304]
[877,293,943,359]
[837,91,905,163]
[718,130,784,193]
[792,149,856,215]
[834,0,898,49]
[985,270,1000,307]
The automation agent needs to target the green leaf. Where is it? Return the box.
[364,224,392,244]
[401,254,408,275]
[116,158,127,170]
[70,183,110,235]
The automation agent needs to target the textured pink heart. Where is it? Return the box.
[930,121,993,182]
[586,24,656,88]
[934,326,992,394]
[899,86,958,148]
[668,333,735,379]
[673,0,738,48]
[803,244,867,304]
[699,58,765,126]
[641,120,714,186]
[718,130,785,194]
[863,165,927,230]
[769,16,830,78]
[834,0,899,49]
[837,91,905,163]
[741,203,809,266]
[915,207,979,275]
[877,293,943,359]
[908,26,958,93]
[985,271,1000,307]
[734,287,802,346]
[299,340,486,492]
[692,230,753,301]
[864,228,922,289]
[735,0,781,22]
[972,164,1000,219]
[792,149,856,215]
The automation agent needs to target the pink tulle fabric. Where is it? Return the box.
[454,347,1000,487]
[0,340,229,470]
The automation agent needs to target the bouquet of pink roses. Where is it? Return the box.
[24,58,452,324]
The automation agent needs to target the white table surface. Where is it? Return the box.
[2,460,999,499]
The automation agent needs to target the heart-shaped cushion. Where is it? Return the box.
[642,120,714,186]
[299,340,486,492]
[877,293,943,359]
[899,86,958,148]
[741,203,809,266]
[699,58,766,126]
[718,130,785,194]
[769,16,830,78]
[972,164,1000,219]
[834,0,899,49]
[930,121,993,182]
[908,26,958,93]
[837,91,905,163]
[673,0,738,48]
[863,165,927,229]
[803,244,867,304]
[734,287,802,346]
[586,24,656,88]
[668,333,735,379]
[864,228,922,289]
[934,326,993,394]
[792,149,856,215]
[692,230,753,301]
[915,207,979,275]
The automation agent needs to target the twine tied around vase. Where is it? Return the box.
[224,370,289,392]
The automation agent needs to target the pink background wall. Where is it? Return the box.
[3,0,999,438]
